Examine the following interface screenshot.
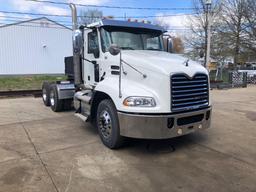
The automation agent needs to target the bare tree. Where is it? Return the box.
[154,16,170,31]
[185,0,222,63]
[243,0,256,54]
[186,0,256,67]
[172,37,185,53]
[220,0,248,67]
[79,9,103,26]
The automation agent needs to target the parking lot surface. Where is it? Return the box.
[0,86,256,192]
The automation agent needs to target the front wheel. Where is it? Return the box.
[96,99,124,149]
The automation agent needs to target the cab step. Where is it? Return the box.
[75,94,91,103]
[74,113,88,122]
[74,90,92,104]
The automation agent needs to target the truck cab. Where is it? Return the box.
[42,4,211,149]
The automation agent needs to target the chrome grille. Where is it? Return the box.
[171,74,209,112]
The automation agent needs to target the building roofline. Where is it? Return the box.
[0,17,71,30]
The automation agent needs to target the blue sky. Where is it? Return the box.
[0,0,194,31]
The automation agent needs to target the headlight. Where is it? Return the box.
[123,97,156,107]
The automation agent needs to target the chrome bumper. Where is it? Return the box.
[118,107,211,139]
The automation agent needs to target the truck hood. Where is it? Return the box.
[121,50,208,77]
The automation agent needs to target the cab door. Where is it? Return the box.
[84,28,100,86]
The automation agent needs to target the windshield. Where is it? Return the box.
[100,27,164,52]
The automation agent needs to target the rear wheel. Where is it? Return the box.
[96,99,124,149]
[49,84,63,112]
[42,82,51,106]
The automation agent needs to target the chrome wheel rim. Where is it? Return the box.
[99,110,112,139]
[42,89,47,101]
[50,91,55,106]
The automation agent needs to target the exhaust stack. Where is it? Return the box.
[70,3,78,30]
[69,3,82,87]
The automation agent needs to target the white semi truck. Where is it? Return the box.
[42,4,212,149]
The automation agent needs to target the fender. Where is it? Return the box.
[94,76,162,113]
[55,82,75,100]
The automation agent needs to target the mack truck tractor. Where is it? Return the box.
[41,4,212,149]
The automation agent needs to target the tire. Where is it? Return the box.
[49,84,63,112]
[96,99,124,149]
[42,82,51,106]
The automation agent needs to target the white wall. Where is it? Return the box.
[0,18,72,75]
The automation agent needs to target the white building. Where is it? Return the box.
[0,17,72,75]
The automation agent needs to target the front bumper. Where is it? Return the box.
[118,107,212,139]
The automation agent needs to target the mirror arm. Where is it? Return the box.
[121,59,147,78]
[119,51,122,98]
[82,57,95,64]
[167,38,169,53]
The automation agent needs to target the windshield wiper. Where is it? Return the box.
[120,47,134,50]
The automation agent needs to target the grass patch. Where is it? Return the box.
[0,75,67,91]
[209,70,230,83]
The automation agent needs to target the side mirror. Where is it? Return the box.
[199,50,204,58]
[163,36,173,53]
[92,48,100,58]
[73,29,83,54]
[109,44,121,56]
[167,38,173,53]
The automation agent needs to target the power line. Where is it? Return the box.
[0,15,72,24]
[0,10,195,19]
[0,15,193,31]
[1,18,72,26]
[0,10,70,18]
[0,18,192,31]
[26,0,196,11]
[1,18,191,30]
[0,21,192,31]
[119,13,195,18]
[0,15,32,20]
[0,22,70,29]
[0,10,194,30]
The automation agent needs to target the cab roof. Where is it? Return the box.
[87,19,166,32]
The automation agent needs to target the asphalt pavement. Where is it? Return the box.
[0,86,256,192]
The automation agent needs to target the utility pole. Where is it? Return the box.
[205,0,212,69]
